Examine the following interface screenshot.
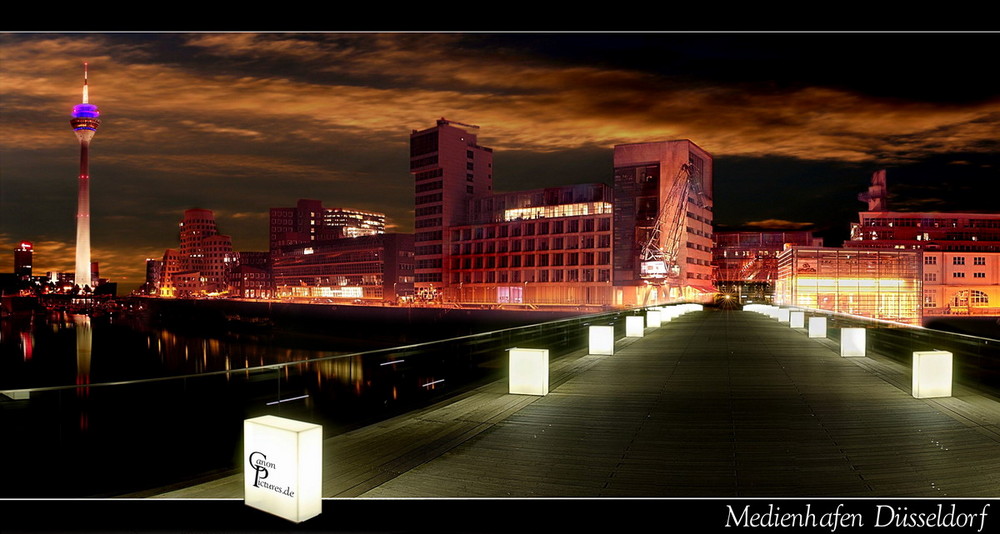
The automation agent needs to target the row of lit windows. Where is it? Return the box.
[863,217,960,228]
[452,251,612,269]
[926,272,990,281]
[503,202,613,222]
[452,269,612,284]
[928,256,990,265]
[452,235,612,254]
[452,218,612,241]
[924,289,991,307]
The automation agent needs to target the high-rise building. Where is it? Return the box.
[69,63,101,289]
[410,118,494,300]
[612,140,714,306]
[14,241,33,279]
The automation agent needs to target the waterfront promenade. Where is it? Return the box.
[149,307,1000,499]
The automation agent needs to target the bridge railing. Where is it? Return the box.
[4,305,686,497]
[759,305,1000,397]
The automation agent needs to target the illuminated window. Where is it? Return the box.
[971,290,989,305]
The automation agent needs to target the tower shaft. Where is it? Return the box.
[75,139,92,288]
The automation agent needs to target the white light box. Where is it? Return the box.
[589,325,615,355]
[509,347,549,396]
[626,315,645,337]
[776,309,790,323]
[244,415,323,523]
[808,317,827,338]
[840,328,866,357]
[789,311,805,328]
[912,350,953,399]
[646,309,662,328]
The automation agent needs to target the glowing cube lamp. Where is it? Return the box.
[646,309,662,328]
[509,347,549,396]
[626,315,645,337]
[776,309,790,323]
[808,317,827,338]
[589,325,615,355]
[912,351,953,399]
[789,311,805,328]
[244,415,322,523]
[840,328,866,357]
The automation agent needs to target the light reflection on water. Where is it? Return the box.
[0,311,472,497]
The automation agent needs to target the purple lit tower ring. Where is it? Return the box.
[70,62,101,289]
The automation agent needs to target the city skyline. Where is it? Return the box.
[2,32,998,291]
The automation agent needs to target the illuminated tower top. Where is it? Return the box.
[70,62,101,140]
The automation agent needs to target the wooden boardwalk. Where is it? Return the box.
[151,308,1000,499]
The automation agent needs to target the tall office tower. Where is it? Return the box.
[410,118,493,301]
[14,241,33,279]
[70,63,101,289]
[613,140,714,306]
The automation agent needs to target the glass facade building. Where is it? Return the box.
[775,247,922,325]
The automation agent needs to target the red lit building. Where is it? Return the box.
[410,118,494,300]
[612,140,715,306]
[846,170,1000,318]
[445,183,614,306]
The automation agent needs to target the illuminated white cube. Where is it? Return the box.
[840,328,866,357]
[244,415,322,523]
[912,351,953,399]
[808,317,827,338]
[789,311,805,328]
[626,315,645,337]
[776,309,790,322]
[588,325,615,355]
[646,309,662,328]
[509,347,549,395]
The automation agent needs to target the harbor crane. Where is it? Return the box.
[638,162,707,287]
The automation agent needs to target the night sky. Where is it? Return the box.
[2,32,998,291]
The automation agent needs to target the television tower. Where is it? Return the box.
[70,63,101,289]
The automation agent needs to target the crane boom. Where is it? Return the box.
[639,163,700,282]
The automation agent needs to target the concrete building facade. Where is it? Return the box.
[612,140,715,306]
[410,119,494,300]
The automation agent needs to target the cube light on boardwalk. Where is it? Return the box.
[508,348,549,396]
[244,415,322,523]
